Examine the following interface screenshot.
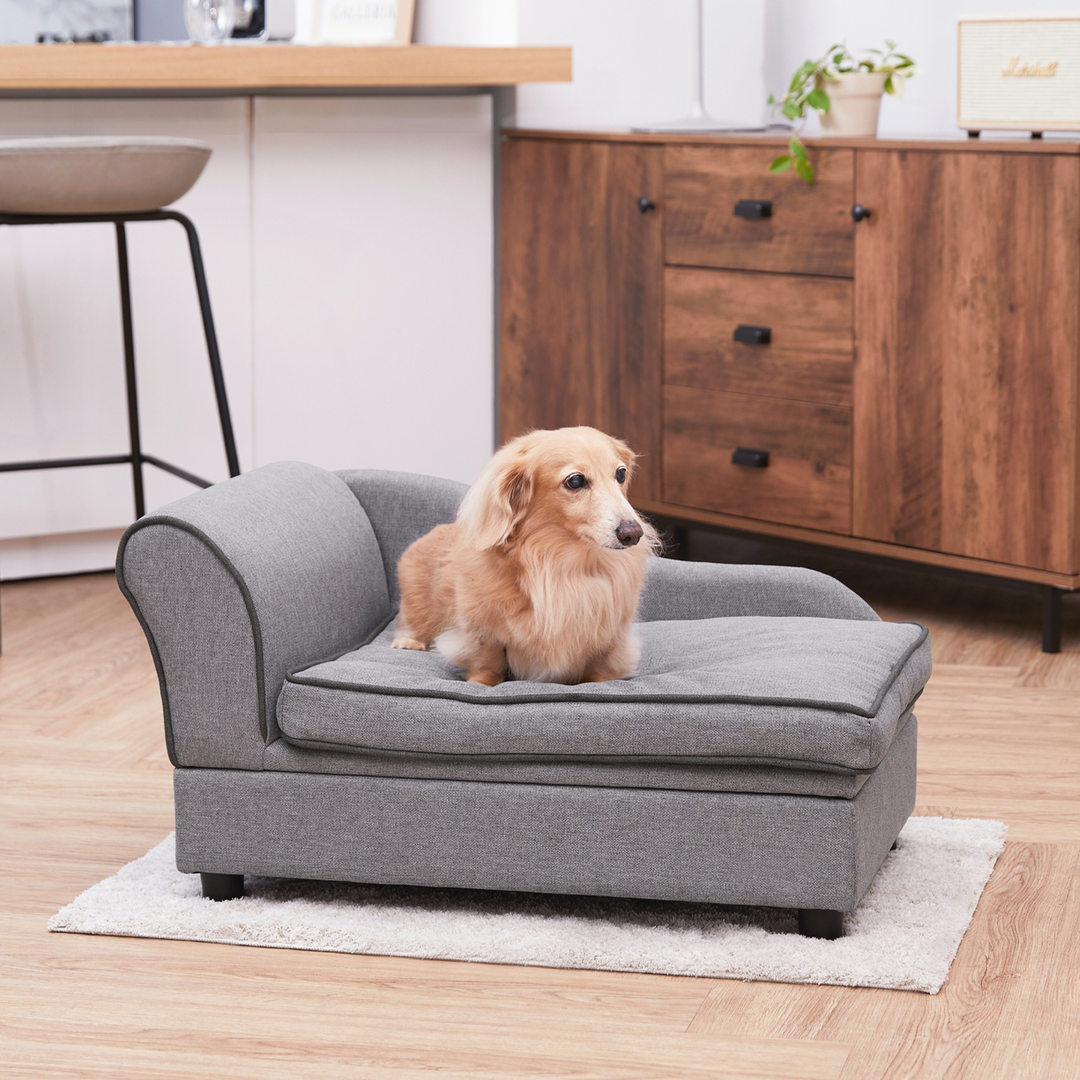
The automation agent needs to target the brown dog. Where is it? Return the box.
[392,426,660,686]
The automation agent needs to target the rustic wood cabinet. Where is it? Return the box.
[499,130,1080,649]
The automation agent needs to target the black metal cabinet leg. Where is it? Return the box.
[798,909,844,939]
[172,212,241,478]
[201,873,244,901]
[1042,586,1062,654]
[115,221,145,519]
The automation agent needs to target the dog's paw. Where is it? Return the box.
[392,636,429,651]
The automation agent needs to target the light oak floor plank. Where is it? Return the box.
[2,558,1078,1077]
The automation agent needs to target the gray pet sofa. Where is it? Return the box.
[117,461,930,940]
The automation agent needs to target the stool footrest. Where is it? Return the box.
[0,453,212,490]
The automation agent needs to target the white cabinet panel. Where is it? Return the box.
[251,95,494,485]
[0,98,253,572]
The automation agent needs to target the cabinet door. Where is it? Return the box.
[853,149,1079,573]
[499,137,663,501]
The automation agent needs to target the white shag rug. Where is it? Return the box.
[50,816,1006,994]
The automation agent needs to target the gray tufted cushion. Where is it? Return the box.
[278,616,931,773]
[0,136,211,214]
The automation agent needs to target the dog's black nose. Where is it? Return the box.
[615,519,644,547]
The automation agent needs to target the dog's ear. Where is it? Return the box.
[458,452,533,550]
[611,437,637,486]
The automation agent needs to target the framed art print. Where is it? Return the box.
[313,0,414,45]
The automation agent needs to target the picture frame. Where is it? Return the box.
[313,0,415,45]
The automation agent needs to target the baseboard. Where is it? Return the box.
[0,528,125,581]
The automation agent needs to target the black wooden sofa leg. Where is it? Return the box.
[201,873,244,901]
[798,909,844,939]
[1042,586,1062,654]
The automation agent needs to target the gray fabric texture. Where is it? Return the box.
[174,717,916,912]
[336,469,468,607]
[278,618,930,771]
[122,525,265,770]
[853,713,919,902]
[117,461,390,762]
[637,559,881,623]
[0,136,211,214]
[261,735,878,798]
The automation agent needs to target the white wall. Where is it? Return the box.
[414,0,517,45]
[515,0,767,130]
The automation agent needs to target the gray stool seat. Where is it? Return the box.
[0,136,211,214]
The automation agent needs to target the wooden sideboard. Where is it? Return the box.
[498,129,1080,651]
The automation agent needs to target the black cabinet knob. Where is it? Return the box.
[733,324,771,345]
[852,204,872,222]
[732,447,770,468]
[637,197,656,213]
[734,199,772,220]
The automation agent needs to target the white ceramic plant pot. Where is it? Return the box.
[818,72,888,137]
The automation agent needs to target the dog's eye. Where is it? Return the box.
[564,473,588,491]
[615,467,627,484]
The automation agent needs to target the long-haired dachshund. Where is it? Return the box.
[392,426,660,686]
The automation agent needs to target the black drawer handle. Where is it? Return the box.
[734,199,772,219]
[732,447,770,468]
[852,204,872,222]
[733,324,771,345]
[637,197,656,213]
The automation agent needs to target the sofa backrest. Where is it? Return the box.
[336,469,469,608]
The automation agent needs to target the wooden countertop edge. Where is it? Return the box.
[503,126,1080,154]
[631,499,1080,589]
[0,44,572,90]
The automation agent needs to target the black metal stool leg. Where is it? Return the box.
[115,221,145,519]
[171,212,240,478]
[1042,586,1062,654]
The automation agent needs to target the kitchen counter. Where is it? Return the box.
[0,43,572,94]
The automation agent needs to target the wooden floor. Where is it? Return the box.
[2,558,1078,1079]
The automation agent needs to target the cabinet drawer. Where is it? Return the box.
[664,145,854,277]
[663,385,851,533]
[665,267,853,406]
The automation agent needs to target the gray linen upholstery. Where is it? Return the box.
[261,736,875,797]
[278,619,929,771]
[336,469,467,607]
[637,559,880,623]
[117,461,389,765]
[175,715,917,912]
[0,137,211,214]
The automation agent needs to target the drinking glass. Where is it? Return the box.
[184,0,237,42]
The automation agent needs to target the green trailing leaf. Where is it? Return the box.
[765,40,917,185]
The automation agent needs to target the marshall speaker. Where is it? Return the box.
[958,15,1080,135]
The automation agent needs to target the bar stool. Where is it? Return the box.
[0,136,242,651]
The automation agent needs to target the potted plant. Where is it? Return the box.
[767,42,916,182]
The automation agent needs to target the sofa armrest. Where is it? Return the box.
[117,461,391,769]
[637,559,880,623]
